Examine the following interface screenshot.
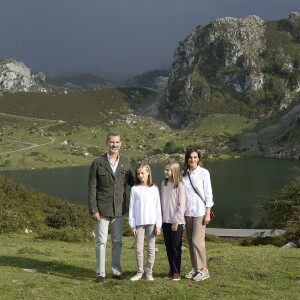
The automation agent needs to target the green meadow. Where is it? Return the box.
[0,89,257,170]
[0,233,299,300]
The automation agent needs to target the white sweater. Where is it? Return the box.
[129,185,162,228]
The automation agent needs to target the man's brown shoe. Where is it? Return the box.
[112,274,126,280]
[95,276,105,283]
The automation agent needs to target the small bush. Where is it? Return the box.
[163,141,176,154]
[239,235,287,247]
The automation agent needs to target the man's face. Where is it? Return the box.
[107,135,121,154]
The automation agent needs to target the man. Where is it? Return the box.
[88,132,134,283]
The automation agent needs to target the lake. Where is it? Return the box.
[1,157,299,228]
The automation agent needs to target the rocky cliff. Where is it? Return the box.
[0,58,44,92]
[164,13,300,126]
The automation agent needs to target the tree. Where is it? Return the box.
[263,177,300,244]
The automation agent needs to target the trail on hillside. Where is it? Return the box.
[0,120,64,155]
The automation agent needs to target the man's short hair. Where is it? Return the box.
[106,132,121,142]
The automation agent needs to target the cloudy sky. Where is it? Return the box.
[0,0,299,78]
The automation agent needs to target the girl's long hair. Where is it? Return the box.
[182,147,202,176]
[164,160,182,188]
[134,163,153,186]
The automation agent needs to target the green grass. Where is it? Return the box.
[0,233,299,300]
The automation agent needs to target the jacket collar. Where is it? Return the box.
[99,154,124,177]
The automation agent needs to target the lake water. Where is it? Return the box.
[1,157,299,228]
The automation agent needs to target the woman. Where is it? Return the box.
[182,147,214,281]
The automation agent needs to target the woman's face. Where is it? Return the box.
[188,151,199,170]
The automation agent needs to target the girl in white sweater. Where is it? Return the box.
[129,163,162,281]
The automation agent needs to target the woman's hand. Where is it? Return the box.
[155,227,161,236]
[204,209,211,225]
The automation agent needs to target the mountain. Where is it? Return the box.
[0,58,115,92]
[45,73,115,90]
[124,69,169,92]
[163,12,300,127]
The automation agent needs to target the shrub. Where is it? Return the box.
[163,141,176,154]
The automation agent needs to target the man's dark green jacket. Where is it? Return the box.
[88,154,135,217]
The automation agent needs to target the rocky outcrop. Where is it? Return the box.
[164,13,300,127]
[0,58,43,92]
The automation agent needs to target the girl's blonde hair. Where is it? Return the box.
[164,160,182,188]
[135,163,154,186]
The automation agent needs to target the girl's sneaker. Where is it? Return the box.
[172,272,181,281]
[185,269,196,279]
[146,273,154,281]
[130,273,143,281]
[193,269,210,281]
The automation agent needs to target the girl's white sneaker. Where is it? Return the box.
[146,273,154,281]
[130,273,143,281]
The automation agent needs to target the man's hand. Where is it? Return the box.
[92,212,101,221]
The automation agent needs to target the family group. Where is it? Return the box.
[88,132,214,283]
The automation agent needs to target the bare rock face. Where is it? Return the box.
[0,58,43,92]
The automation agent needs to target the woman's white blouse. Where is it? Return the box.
[183,166,214,217]
[129,185,162,228]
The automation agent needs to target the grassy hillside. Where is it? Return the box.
[0,89,132,127]
[0,176,93,241]
[0,89,257,170]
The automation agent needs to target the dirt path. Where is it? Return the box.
[0,120,64,156]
